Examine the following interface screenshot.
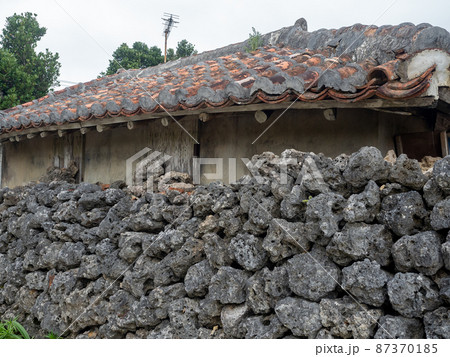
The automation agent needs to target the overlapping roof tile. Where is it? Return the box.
[0,21,448,135]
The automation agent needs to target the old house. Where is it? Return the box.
[0,19,449,187]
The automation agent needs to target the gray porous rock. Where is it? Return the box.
[389,154,428,190]
[217,207,243,237]
[392,231,444,275]
[246,270,274,314]
[275,297,322,338]
[424,307,450,339]
[142,229,184,259]
[387,273,442,318]
[25,271,47,291]
[341,259,389,307]
[430,197,450,230]
[198,294,222,328]
[118,232,144,263]
[78,255,102,280]
[441,237,450,270]
[286,246,341,301]
[146,320,174,339]
[184,260,215,297]
[202,233,233,268]
[440,277,450,304]
[263,218,310,262]
[433,156,450,194]
[377,191,427,236]
[221,303,250,338]
[247,196,280,231]
[343,146,390,188]
[423,178,446,208]
[229,233,268,271]
[191,188,214,218]
[326,223,393,266]
[209,267,249,304]
[374,315,424,339]
[343,180,380,223]
[304,193,346,246]
[78,191,106,210]
[280,184,308,220]
[62,283,108,333]
[262,265,291,299]
[168,238,204,278]
[242,315,289,339]
[319,297,383,339]
[167,298,200,338]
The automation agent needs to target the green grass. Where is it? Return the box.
[0,318,30,339]
[0,318,61,339]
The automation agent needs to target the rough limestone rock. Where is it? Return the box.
[374,315,424,339]
[423,178,446,208]
[440,277,450,304]
[246,271,273,314]
[304,193,346,246]
[242,315,288,339]
[392,231,444,275]
[387,273,442,318]
[229,233,268,271]
[430,197,450,230]
[423,307,450,339]
[341,259,389,307]
[184,260,215,297]
[262,219,310,262]
[262,266,291,299]
[343,180,380,223]
[343,147,390,188]
[1,147,449,339]
[202,233,233,268]
[319,297,383,339]
[196,294,222,328]
[167,298,199,338]
[221,303,250,338]
[377,191,427,236]
[286,247,341,302]
[275,297,322,338]
[327,223,393,266]
[389,154,428,190]
[209,267,249,304]
[280,184,308,220]
[433,156,450,194]
[442,240,450,270]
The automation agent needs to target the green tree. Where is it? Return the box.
[175,39,196,58]
[0,12,60,109]
[101,39,196,76]
[103,42,163,75]
[0,49,35,109]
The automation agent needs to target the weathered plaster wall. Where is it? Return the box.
[83,116,198,184]
[1,133,83,188]
[0,147,449,339]
[0,109,433,188]
[199,109,432,183]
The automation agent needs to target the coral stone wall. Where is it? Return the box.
[0,146,449,339]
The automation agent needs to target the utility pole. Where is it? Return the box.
[162,13,179,63]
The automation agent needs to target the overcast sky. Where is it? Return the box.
[1,0,449,89]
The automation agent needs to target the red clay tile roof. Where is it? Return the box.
[0,21,448,135]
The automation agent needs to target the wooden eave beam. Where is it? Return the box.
[0,97,437,142]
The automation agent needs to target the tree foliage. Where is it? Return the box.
[102,39,196,76]
[175,39,197,58]
[246,27,263,52]
[0,12,61,110]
